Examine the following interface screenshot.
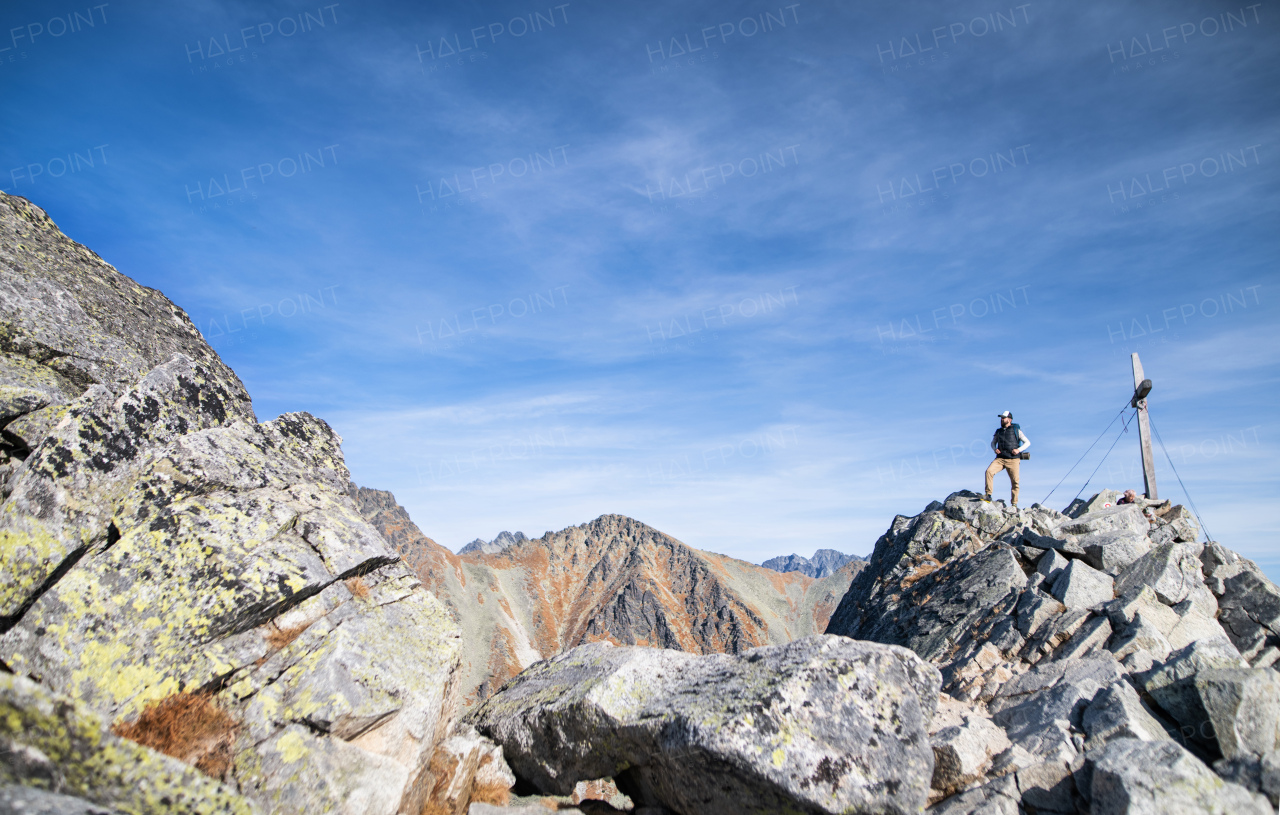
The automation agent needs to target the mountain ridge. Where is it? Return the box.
[762,548,865,578]
[349,486,863,705]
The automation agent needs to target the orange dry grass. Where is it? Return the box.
[112,691,239,779]
[418,746,511,815]
[264,621,310,651]
[345,576,371,598]
[469,778,511,807]
[901,557,943,589]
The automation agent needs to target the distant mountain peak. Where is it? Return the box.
[761,549,865,579]
[459,529,529,555]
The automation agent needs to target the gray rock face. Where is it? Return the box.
[828,538,1026,691]
[1108,613,1172,662]
[0,787,116,815]
[1057,504,1149,539]
[1082,532,1152,575]
[1215,750,1280,808]
[1083,738,1270,814]
[1206,548,1280,664]
[1140,639,1248,750]
[989,654,1123,762]
[931,715,1011,797]
[1050,559,1114,610]
[761,549,864,579]
[1193,668,1280,759]
[1064,490,1122,519]
[927,774,1020,815]
[0,192,254,456]
[1114,542,1206,606]
[469,636,941,815]
[1081,681,1171,750]
[1037,549,1070,582]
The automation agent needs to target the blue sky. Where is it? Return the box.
[2,0,1277,575]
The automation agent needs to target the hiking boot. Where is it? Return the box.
[981,494,992,502]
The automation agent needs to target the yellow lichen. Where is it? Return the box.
[276,729,309,764]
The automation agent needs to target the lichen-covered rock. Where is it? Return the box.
[0,358,464,815]
[470,636,941,815]
[0,673,253,814]
[0,355,255,624]
[0,192,250,417]
[1082,738,1270,814]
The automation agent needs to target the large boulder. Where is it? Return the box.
[469,636,941,815]
[1205,547,1280,664]
[1113,542,1206,607]
[930,715,1011,798]
[988,653,1123,762]
[1080,680,1171,750]
[1049,559,1114,610]
[1056,504,1148,539]
[1192,668,1280,760]
[1139,638,1247,751]
[1081,738,1270,814]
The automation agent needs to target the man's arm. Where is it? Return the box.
[1015,429,1030,454]
[991,434,999,455]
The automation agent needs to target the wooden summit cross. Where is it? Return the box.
[1130,353,1158,500]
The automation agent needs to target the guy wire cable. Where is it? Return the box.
[1148,411,1214,542]
[1069,408,1135,505]
[1040,400,1132,506]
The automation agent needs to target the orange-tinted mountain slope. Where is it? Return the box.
[349,485,862,705]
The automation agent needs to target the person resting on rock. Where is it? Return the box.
[984,410,1030,508]
[1117,489,1138,505]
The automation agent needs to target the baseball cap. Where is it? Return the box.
[997,411,1012,418]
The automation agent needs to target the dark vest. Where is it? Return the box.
[994,424,1021,458]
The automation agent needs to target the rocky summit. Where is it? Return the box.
[3,190,1279,814]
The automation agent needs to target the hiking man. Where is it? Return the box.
[984,410,1030,507]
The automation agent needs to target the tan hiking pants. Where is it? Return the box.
[985,457,1020,504]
